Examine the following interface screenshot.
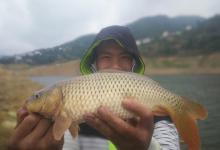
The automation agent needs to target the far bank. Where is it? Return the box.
[2,53,220,76]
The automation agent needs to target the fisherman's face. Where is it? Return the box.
[96,42,133,71]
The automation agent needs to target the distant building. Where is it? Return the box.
[142,37,151,44]
[34,51,42,55]
[15,55,22,61]
[175,31,182,35]
[161,31,170,38]
[136,40,141,46]
[185,25,192,31]
[136,37,152,45]
[26,52,34,56]
[23,51,42,57]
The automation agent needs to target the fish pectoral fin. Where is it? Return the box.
[69,123,79,138]
[152,105,170,117]
[53,111,72,141]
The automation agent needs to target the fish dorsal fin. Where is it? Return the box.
[152,105,170,116]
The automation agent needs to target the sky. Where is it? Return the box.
[0,0,219,56]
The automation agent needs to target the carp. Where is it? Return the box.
[26,70,208,150]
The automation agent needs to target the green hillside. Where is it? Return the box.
[0,15,219,65]
[128,15,204,39]
[139,15,220,56]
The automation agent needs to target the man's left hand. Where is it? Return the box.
[84,99,154,150]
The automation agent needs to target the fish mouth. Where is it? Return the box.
[25,102,37,113]
[24,98,32,112]
[25,96,43,114]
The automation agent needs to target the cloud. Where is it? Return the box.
[0,0,33,54]
[0,0,219,55]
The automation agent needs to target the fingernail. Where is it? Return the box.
[17,107,28,117]
[98,106,109,114]
[16,107,29,127]
[98,106,105,112]
[122,99,132,105]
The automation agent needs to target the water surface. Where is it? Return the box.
[30,74,220,150]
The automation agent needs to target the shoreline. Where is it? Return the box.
[145,68,220,75]
[3,53,220,76]
[23,67,220,77]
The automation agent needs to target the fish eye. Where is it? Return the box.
[35,93,40,99]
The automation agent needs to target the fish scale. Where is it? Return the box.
[26,70,207,150]
[60,72,178,123]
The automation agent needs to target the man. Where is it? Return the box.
[8,25,180,150]
[75,25,180,150]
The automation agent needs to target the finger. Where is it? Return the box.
[122,99,153,129]
[97,107,136,137]
[84,113,118,139]
[13,114,41,140]
[43,125,56,141]
[40,126,64,149]
[27,118,52,140]
[16,107,29,126]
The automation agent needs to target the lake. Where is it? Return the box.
[30,74,220,150]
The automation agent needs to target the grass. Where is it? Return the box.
[2,53,220,76]
[18,59,81,76]
[0,53,219,149]
[0,67,43,149]
[142,52,220,75]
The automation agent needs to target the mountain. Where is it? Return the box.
[127,15,204,39]
[0,34,95,65]
[183,15,220,52]
[1,15,218,65]
[139,15,220,56]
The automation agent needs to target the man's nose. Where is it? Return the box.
[111,59,121,69]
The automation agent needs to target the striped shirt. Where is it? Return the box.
[63,65,180,149]
[63,120,180,150]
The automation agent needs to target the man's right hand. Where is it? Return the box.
[7,107,64,150]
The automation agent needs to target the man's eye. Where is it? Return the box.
[100,55,110,59]
[121,55,132,61]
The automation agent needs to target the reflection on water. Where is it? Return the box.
[30,76,73,86]
[30,74,220,150]
[151,74,220,150]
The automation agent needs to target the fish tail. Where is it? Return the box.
[170,97,208,150]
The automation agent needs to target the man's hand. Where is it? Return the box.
[8,107,64,150]
[84,99,154,150]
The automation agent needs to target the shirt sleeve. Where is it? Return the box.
[152,120,180,150]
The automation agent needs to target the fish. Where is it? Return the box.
[26,70,208,150]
